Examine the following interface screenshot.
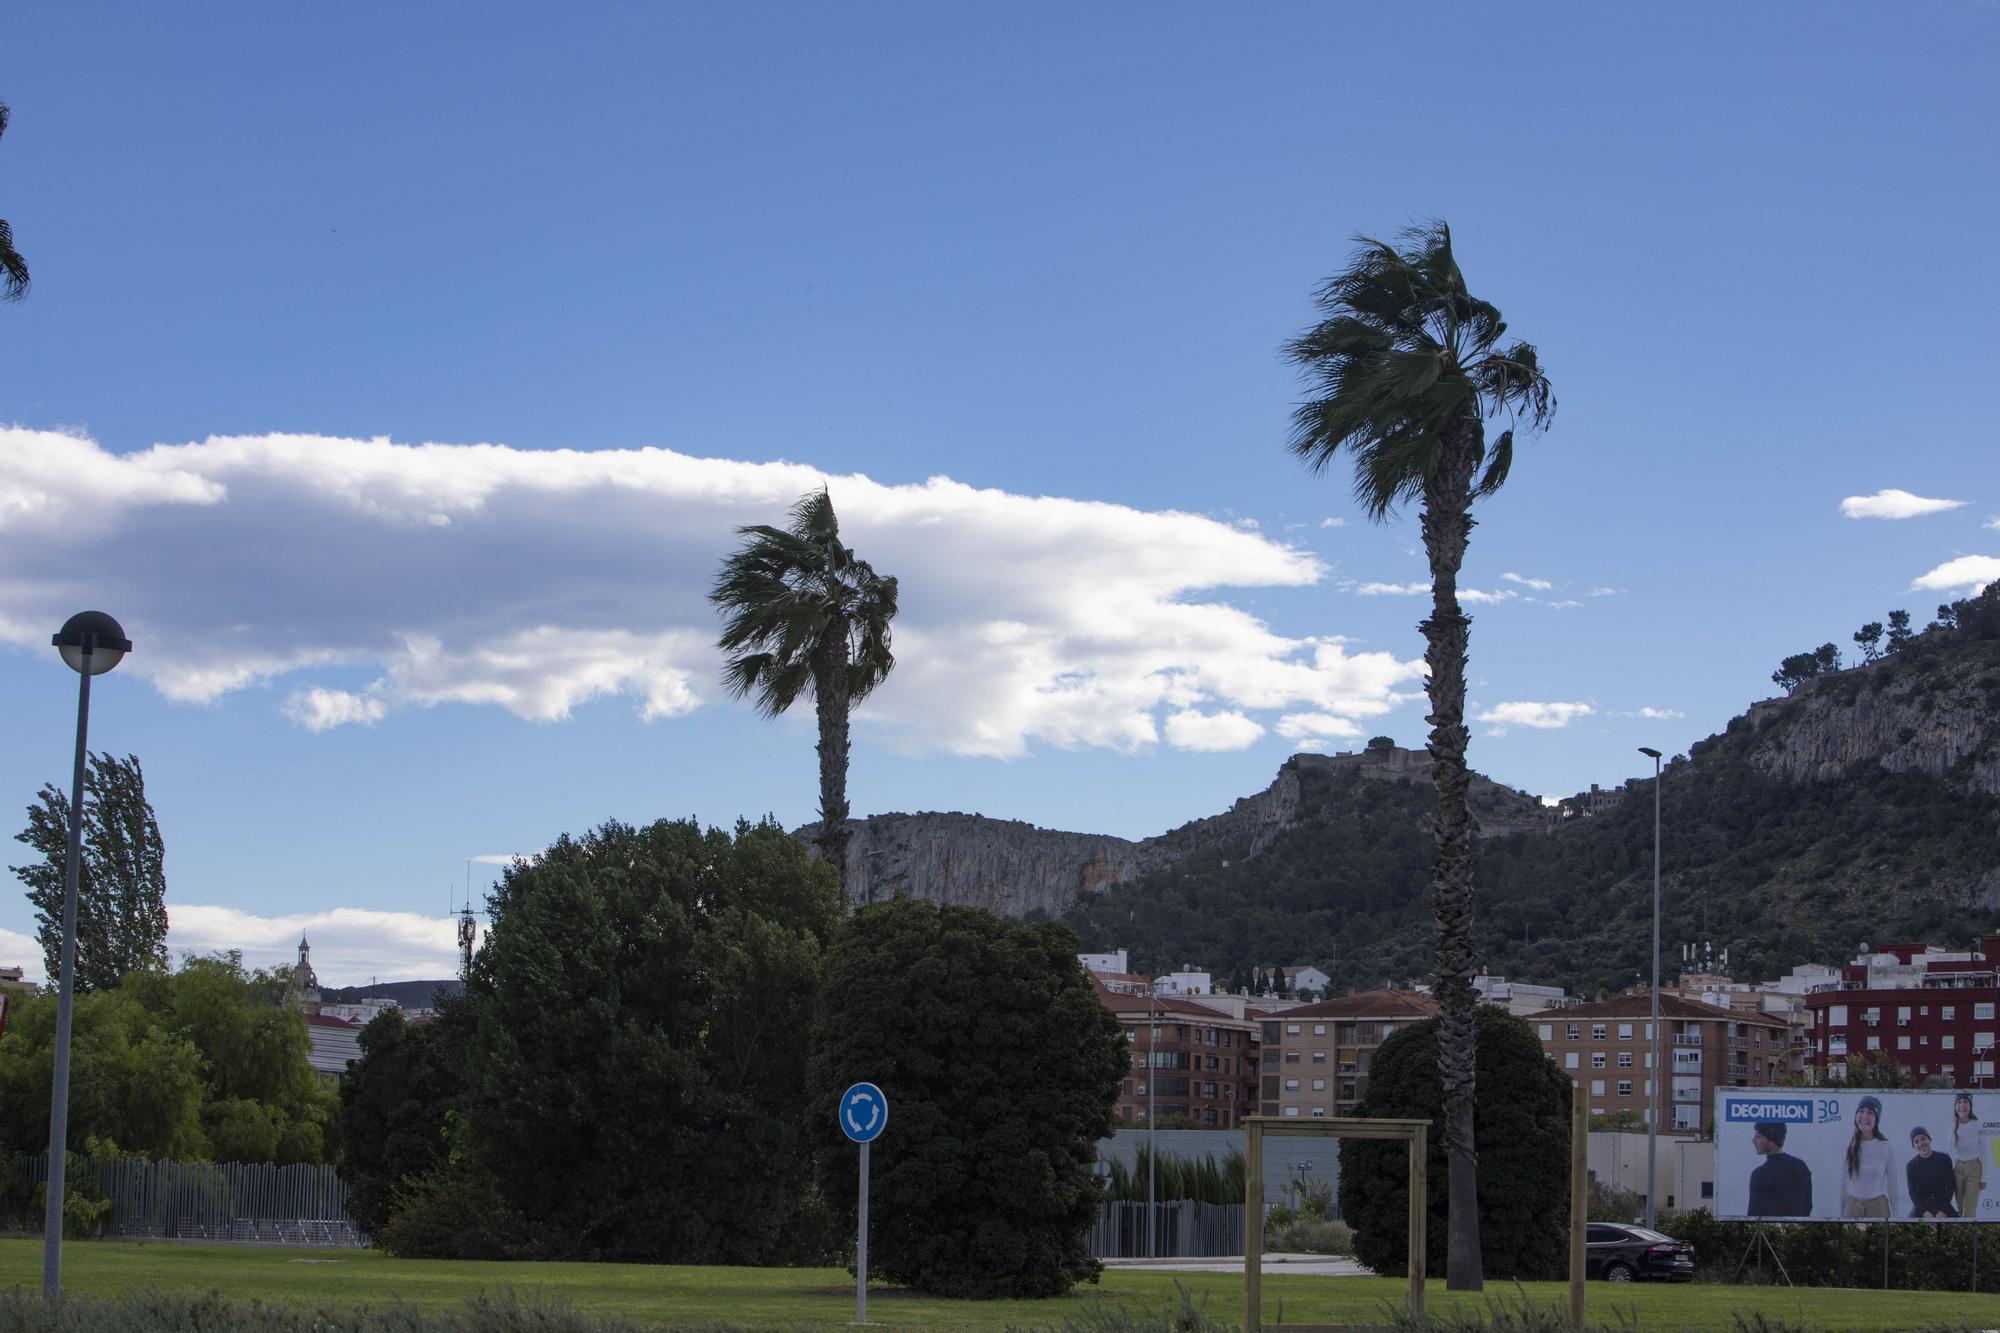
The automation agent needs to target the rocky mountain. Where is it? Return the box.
[805,590,2000,997]
[804,742,1546,918]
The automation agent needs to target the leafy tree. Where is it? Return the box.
[711,490,898,890]
[1885,608,1914,652]
[1366,735,1397,753]
[1812,642,1841,675]
[1284,220,1554,1290]
[122,954,338,1163]
[12,752,171,990]
[1771,644,1841,693]
[462,817,840,1263]
[0,988,207,1159]
[0,102,27,302]
[1853,621,1883,663]
[339,1005,469,1232]
[814,899,1123,1297]
[1338,1007,1571,1281]
[1936,603,1959,631]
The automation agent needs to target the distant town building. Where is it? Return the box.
[303,1013,364,1078]
[0,965,32,995]
[1257,989,1439,1118]
[1471,974,1571,1016]
[319,997,402,1025]
[1530,993,1789,1134]
[291,935,321,1017]
[1275,965,1331,998]
[1802,934,2000,1086]
[1152,968,1214,997]
[1078,949,1129,975]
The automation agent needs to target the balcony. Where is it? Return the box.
[1672,1034,1702,1046]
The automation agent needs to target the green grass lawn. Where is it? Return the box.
[0,1241,1996,1331]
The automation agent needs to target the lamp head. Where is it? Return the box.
[1637,746,1662,760]
[52,611,132,676]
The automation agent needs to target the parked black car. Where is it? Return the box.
[1585,1223,1696,1282]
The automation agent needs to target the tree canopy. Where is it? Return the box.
[452,816,841,1263]
[813,899,1124,1298]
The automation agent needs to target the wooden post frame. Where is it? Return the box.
[1243,1116,1430,1333]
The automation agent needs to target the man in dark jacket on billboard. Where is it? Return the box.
[1748,1121,1813,1216]
[1907,1127,1960,1218]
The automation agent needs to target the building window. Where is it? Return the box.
[1898,1007,1912,1024]
[1944,1035,1957,1050]
[1944,1007,1957,1022]
[1897,1036,1911,1051]
[1866,1036,1880,1051]
[1979,1003,1998,1022]
[1566,1024,1581,1040]
[1539,1024,1553,1040]
[1312,1078,1325,1091]
[1829,1005,1848,1026]
[1618,1080,1633,1097]
[1590,1053,1606,1069]
[1283,1106,1300,1117]
[1592,1024,1607,1041]
[1590,1079,1605,1096]
[1565,1053,1579,1070]
[1310,1106,1326,1117]
[1287,1024,1301,1035]
[1312,1051,1327,1063]
[1619,1023,1634,1039]
[1285,1051,1301,1063]
[1618,1052,1633,1068]
[1285,1079,1299,1091]
[1125,1029,1136,1043]
[1313,1023,1326,1036]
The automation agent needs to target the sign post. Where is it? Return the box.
[838,1081,889,1326]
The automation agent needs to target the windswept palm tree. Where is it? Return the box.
[710,489,897,889]
[1283,221,1553,1292]
[0,102,30,302]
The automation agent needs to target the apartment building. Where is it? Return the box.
[1256,989,1439,1119]
[1093,979,1261,1128]
[1530,993,1789,1134]
[1802,935,2000,1086]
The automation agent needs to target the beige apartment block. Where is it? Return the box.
[1530,992,1788,1135]
[1257,989,1439,1119]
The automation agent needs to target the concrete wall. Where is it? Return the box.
[1587,1130,1716,1214]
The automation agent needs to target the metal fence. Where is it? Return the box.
[1089,1200,1245,1258]
[11,1154,369,1247]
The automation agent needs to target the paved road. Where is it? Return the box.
[1104,1253,1373,1277]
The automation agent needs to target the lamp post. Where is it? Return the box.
[1147,977,1158,1259]
[43,612,131,1301]
[1638,745,1662,1231]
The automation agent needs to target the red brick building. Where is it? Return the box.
[1802,935,2000,1087]
[1092,979,1261,1128]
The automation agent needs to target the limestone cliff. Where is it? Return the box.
[801,745,1546,918]
[1739,642,2000,796]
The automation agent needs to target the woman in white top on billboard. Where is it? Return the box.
[1839,1095,1904,1220]
[1952,1094,1985,1220]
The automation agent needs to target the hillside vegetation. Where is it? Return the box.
[1067,601,2000,998]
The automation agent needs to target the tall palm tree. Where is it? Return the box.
[0,102,30,302]
[1283,221,1553,1292]
[710,489,898,889]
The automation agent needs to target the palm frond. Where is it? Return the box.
[0,221,27,303]
[1284,219,1553,515]
[0,102,10,139]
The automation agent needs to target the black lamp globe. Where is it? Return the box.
[51,611,132,676]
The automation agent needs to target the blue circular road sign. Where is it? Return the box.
[839,1081,889,1143]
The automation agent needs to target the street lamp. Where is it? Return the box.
[43,611,131,1301]
[1637,746,1663,1231]
[1147,977,1158,1259]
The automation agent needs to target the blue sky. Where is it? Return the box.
[2,3,1995,982]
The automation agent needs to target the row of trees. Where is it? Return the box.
[1773,584,2000,693]
[339,819,1124,1297]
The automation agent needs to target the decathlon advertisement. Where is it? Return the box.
[1714,1089,2000,1222]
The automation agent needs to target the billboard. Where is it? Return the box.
[1714,1089,2000,1221]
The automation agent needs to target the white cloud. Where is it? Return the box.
[1355,581,1430,596]
[1987,517,1999,531]
[1840,489,1969,520]
[1320,517,1347,529]
[1162,709,1264,752]
[467,853,533,866]
[1274,712,1367,753]
[1587,587,1618,598]
[1459,588,1517,605]
[1543,599,1584,609]
[0,928,45,985]
[1637,706,1684,720]
[166,903,462,985]
[1910,555,2000,595]
[1475,701,1596,731]
[1502,573,1553,591]
[0,428,1425,759]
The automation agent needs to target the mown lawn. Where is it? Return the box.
[0,1241,1996,1331]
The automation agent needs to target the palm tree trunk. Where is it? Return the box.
[812,619,853,894]
[1421,413,1483,1292]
